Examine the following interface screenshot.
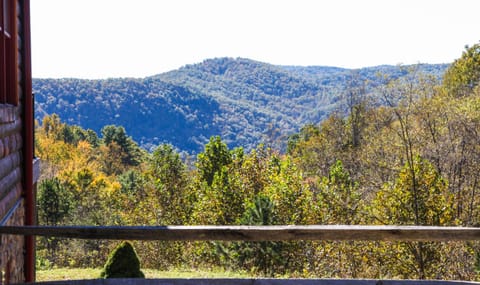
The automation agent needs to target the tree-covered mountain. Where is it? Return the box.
[35,77,221,152]
[33,57,448,153]
[35,44,480,279]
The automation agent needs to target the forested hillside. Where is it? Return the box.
[36,43,480,280]
[33,58,447,152]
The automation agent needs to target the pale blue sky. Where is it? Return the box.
[31,0,480,79]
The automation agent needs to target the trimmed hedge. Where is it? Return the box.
[100,241,145,278]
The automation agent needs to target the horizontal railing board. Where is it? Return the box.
[2,225,480,241]
[15,278,480,285]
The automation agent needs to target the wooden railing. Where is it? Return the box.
[3,225,480,284]
[1,225,480,241]
[16,278,480,285]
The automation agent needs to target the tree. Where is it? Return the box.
[37,177,74,264]
[443,42,480,97]
[313,160,366,277]
[286,124,320,155]
[38,178,73,226]
[289,114,351,180]
[210,166,244,224]
[371,156,455,279]
[151,144,186,191]
[380,67,427,225]
[373,156,454,225]
[262,154,315,226]
[232,195,286,276]
[443,95,480,225]
[42,114,65,141]
[118,169,145,196]
[98,142,128,176]
[343,71,368,148]
[85,129,100,147]
[149,144,189,225]
[101,125,143,167]
[317,160,363,225]
[196,136,232,186]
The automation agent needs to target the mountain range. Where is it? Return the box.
[33,57,448,153]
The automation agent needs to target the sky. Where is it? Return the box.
[31,0,480,79]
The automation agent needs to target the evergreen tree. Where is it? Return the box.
[38,177,72,226]
[230,195,286,276]
[101,125,143,166]
[100,241,145,278]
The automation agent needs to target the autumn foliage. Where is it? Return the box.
[36,44,480,280]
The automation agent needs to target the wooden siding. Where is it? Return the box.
[0,105,22,221]
[0,0,29,283]
[0,200,25,284]
[0,106,25,284]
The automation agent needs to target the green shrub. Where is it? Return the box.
[100,241,145,278]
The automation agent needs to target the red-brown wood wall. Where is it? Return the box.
[0,0,35,283]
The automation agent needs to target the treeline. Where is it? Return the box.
[36,43,480,280]
[34,58,448,153]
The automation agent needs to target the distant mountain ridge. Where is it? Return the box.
[33,57,449,153]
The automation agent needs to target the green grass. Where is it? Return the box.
[36,267,252,281]
[37,268,100,281]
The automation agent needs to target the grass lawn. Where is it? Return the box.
[36,267,252,281]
